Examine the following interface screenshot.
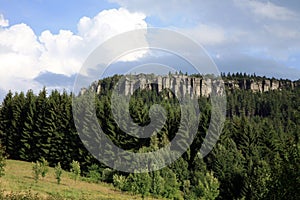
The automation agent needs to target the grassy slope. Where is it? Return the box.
[0,160,159,200]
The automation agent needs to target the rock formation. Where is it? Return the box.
[83,74,300,98]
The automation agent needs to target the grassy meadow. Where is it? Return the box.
[0,160,160,200]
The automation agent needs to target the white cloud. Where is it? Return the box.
[175,24,226,46]
[0,8,148,96]
[263,24,300,40]
[0,23,43,93]
[235,0,298,21]
[77,8,146,40]
[39,8,147,75]
[0,14,9,27]
[109,0,190,17]
[251,1,297,21]
[0,23,42,56]
[106,0,300,81]
[39,29,84,76]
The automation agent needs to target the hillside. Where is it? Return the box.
[0,160,159,200]
[0,73,299,199]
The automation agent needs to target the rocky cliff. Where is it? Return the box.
[86,74,299,98]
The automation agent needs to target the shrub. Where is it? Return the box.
[70,160,80,182]
[32,161,42,183]
[55,162,63,185]
[126,172,151,199]
[87,164,101,183]
[102,168,114,182]
[113,174,127,191]
[40,157,49,178]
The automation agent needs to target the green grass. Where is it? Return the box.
[0,160,160,200]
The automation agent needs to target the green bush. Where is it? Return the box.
[102,168,114,182]
[113,174,127,191]
[87,164,101,183]
[31,158,49,183]
[32,161,42,183]
[70,160,81,182]
[40,157,49,178]
[126,172,151,199]
[54,162,63,185]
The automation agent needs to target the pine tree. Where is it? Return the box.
[133,172,151,199]
[192,171,220,200]
[0,91,15,158]
[0,142,7,177]
[150,170,165,197]
[160,168,180,199]
[19,90,36,161]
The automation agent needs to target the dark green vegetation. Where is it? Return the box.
[0,73,299,199]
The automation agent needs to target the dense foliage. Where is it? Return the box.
[0,142,6,177]
[0,74,299,199]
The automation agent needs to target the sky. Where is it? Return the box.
[0,0,300,100]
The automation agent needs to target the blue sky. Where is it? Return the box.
[0,0,300,100]
[0,0,119,34]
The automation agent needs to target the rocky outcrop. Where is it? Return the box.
[225,78,296,93]
[113,74,226,98]
[83,74,299,97]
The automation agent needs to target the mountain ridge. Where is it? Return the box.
[82,73,300,97]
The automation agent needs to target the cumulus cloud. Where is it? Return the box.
[77,8,146,40]
[110,0,300,79]
[0,23,43,93]
[0,14,9,27]
[39,29,84,76]
[0,8,147,97]
[39,8,147,76]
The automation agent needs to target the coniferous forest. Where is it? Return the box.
[0,73,299,199]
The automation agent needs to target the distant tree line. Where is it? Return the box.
[0,74,299,199]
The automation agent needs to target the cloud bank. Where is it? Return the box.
[110,0,300,77]
[0,8,147,98]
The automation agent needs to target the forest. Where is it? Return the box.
[0,73,299,200]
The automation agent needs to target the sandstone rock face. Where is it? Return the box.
[194,78,201,97]
[157,76,163,92]
[263,80,271,92]
[213,80,226,96]
[80,88,87,96]
[271,80,280,90]
[81,74,299,97]
[201,78,212,97]
[226,80,239,90]
[250,80,263,92]
[293,80,300,88]
[96,84,101,94]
